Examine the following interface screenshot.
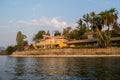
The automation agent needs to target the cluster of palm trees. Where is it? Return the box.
[78,8,119,47]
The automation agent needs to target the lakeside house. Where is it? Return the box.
[24,45,30,50]
[67,31,120,47]
[34,35,68,49]
[67,32,97,47]
[67,37,120,47]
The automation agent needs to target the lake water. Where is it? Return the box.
[0,56,120,80]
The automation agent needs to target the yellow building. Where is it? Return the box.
[34,35,68,49]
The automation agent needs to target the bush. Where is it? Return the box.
[80,34,88,40]
[6,46,17,54]
[98,32,110,48]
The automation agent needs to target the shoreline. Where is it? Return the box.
[10,47,120,57]
[10,55,120,57]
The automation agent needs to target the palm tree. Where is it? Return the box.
[99,8,118,34]
[82,13,90,28]
[77,8,118,47]
[77,19,83,27]
[89,12,102,37]
[54,30,61,36]
[88,12,110,47]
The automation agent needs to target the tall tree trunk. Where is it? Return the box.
[93,23,102,39]
[107,25,110,35]
[86,22,89,28]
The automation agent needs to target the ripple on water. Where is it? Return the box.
[0,56,120,80]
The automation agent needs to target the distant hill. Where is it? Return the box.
[0,47,7,55]
[0,47,5,50]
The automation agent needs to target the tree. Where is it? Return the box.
[63,27,71,35]
[77,20,88,40]
[6,45,17,54]
[89,12,111,47]
[23,40,28,46]
[98,32,111,48]
[16,31,25,51]
[54,30,61,36]
[62,27,72,39]
[99,8,118,34]
[82,13,90,28]
[46,30,50,36]
[69,29,79,40]
[33,30,46,42]
[86,8,119,47]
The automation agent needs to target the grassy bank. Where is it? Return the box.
[11,47,120,57]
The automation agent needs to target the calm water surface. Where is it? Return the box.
[0,56,120,80]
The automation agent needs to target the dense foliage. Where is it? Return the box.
[6,45,17,54]
[77,8,120,47]
[33,30,51,42]
[54,30,61,36]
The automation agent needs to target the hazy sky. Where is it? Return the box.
[0,0,120,47]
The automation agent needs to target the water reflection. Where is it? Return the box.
[0,56,120,80]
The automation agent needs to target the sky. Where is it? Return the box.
[0,0,120,47]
